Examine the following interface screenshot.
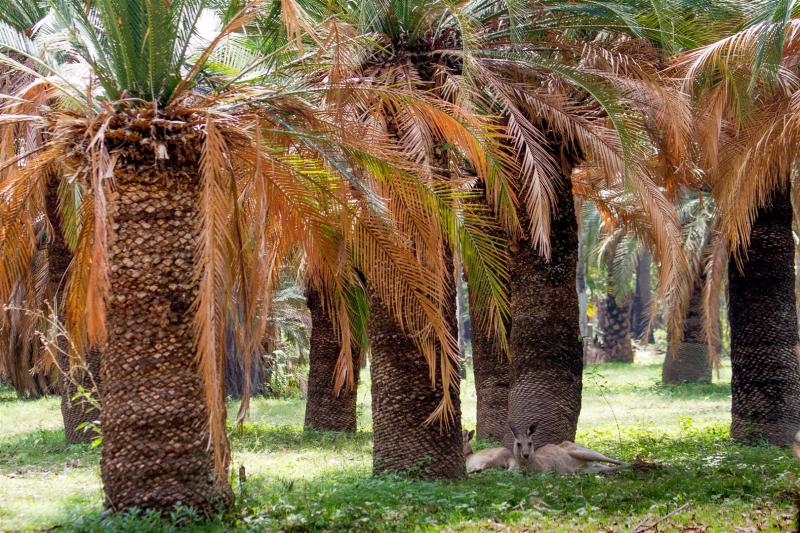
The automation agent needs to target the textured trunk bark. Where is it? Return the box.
[728,187,800,445]
[663,279,712,384]
[368,291,464,479]
[631,252,653,342]
[470,298,510,441]
[303,286,360,432]
[101,164,232,511]
[455,258,468,379]
[46,178,102,444]
[504,168,583,449]
[599,293,634,363]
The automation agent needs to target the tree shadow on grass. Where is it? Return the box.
[230,423,372,455]
[653,382,731,400]
[235,432,797,532]
[0,387,56,403]
[0,428,96,474]
[31,427,796,532]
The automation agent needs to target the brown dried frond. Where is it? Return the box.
[195,112,236,479]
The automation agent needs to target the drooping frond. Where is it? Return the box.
[195,111,235,478]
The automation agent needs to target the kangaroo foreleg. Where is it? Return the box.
[507,456,520,471]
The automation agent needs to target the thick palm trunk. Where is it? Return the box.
[470,309,510,440]
[599,294,634,363]
[46,179,101,444]
[101,164,232,511]
[303,287,360,432]
[728,187,800,445]
[369,293,464,478]
[663,279,711,384]
[60,350,102,444]
[504,170,583,449]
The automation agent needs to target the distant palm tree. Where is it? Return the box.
[581,190,719,380]
[581,210,639,364]
[662,193,717,385]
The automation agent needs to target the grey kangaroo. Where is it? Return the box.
[510,423,625,475]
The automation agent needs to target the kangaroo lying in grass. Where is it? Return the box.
[463,430,519,473]
[510,423,626,475]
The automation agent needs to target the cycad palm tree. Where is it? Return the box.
[0,0,478,510]
[297,0,522,477]
[302,275,367,433]
[303,286,360,432]
[679,0,800,445]
[320,0,692,457]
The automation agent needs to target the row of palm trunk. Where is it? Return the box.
[46,159,800,505]
[299,166,583,476]
[41,140,799,499]
[301,182,800,481]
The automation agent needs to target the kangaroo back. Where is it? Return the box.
[467,447,518,473]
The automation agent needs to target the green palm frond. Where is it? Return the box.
[0,0,47,33]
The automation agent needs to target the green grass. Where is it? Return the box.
[0,353,796,532]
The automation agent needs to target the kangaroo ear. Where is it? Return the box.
[527,423,538,437]
[508,422,520,440]
[467,429,475,441]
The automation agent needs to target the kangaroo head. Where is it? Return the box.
[462,429,475,456]
[509,422,537,461]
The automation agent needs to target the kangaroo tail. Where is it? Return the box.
[569,449,624,465]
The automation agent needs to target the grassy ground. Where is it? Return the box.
[0,350,796,532]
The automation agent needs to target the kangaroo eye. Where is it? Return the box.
[516,443,521,447]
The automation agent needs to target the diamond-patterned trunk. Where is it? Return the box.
[101,163,231,511]
[368,293,464,478]
[504,169,582,449]
[663,279,711,384]
[467,190,510,440]
[598,293,634,363]
[471,321,510,440]
[304,286,360,432]
[728,186,800,445]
